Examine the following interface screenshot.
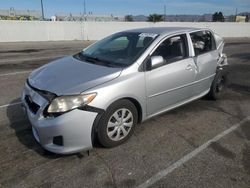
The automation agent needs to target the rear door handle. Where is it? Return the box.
[185,64,193,70]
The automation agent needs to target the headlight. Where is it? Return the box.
[47,93,96,113]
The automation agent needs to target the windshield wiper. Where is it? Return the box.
[85,56,103,64]
[75,53,123,68]
[86,56,114,67]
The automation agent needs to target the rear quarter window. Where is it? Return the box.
[190,30,216,56]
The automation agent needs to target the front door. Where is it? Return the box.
[145,34,196,116]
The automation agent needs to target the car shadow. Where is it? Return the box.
[7,98,88,159]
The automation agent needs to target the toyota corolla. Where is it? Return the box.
[21,27,228,154]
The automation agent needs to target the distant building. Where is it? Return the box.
[51,16,56,21]
[236,15,246,22]
[54,13,124,22]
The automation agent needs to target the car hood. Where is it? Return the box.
[28,56,122,95]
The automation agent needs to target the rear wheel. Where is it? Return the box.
[207,70,227,100]
[97,100,138,148]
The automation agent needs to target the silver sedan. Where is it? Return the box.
[21,27,228,154]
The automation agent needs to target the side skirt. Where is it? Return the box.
[145,89,210,121]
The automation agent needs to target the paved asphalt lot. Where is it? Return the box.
[0,39,250,188]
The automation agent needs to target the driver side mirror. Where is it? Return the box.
[149,56,165,70]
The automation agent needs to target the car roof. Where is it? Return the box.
[123,27,201,36]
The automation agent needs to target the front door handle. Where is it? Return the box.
[185,64,193,70]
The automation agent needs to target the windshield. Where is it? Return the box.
[76,32,158,67]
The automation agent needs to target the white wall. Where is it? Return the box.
[0,21,83,42]
[0,20,250,42]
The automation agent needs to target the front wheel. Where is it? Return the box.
[207,70,228,100]
[97,100,138,148]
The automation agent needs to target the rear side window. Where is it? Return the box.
[152,34,188,63]
[190,31,216,56]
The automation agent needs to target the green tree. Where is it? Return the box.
[125,15,133,22]
[212,12,218,22]
[246,15,249,22]
[148,14,163,22]
[212,12,224,22]
[218,12,225,22]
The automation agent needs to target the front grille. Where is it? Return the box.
[25,95,40,114]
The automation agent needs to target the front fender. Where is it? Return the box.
[85,71,147,121]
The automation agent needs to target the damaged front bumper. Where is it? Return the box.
[21,82,98,154]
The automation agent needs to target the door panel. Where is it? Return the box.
[189,30,219,95]
[193,51,218,95]
[146,58,196,116]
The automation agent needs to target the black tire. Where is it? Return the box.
[97,99,138,148]
[207,70,228,100]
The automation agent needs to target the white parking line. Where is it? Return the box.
[0,70,31,77]
[0,101,22,109]
[137,116,250,188]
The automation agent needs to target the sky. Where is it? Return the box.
[0,0,249,18]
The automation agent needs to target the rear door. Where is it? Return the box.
[145,34,197,116]
[189,30,218,95]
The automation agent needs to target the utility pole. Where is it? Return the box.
[40,0,45,20]
[164,4,166,22]
[84,0,86,15]
[235,8,238,22]
[83,0,86,21]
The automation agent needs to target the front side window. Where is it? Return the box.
[152,34,188,63]
[190,30,216,56]
[75,32,158,67]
